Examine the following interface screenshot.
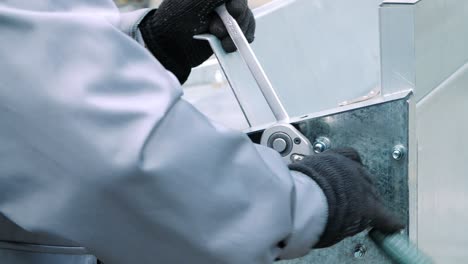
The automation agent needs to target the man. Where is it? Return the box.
[0,0,403,263]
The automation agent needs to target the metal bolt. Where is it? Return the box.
[353,244,367,258]
[313,137,331,154]
[392,145,406,161]
[291,154,305,162]
[294,137,301,145]
[313,143,326,153]
[272,138,288,153]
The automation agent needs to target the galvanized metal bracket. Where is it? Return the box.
[249,91,415,264]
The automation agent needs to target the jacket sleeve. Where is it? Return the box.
[0,2,327,263]
[118,9,152,45]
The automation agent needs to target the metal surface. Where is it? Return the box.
[250,92,414,263]
[272,137,288,153]
[260,123,313,163]
[197,0,383,127]
[339,87,381,106]
[380,0,468,101]
[379,2,416,96]
[215,5,289,122]
[380,1,468,262]
[416,61,468,263]
[413,0,468,101]
[182,82,251,130]
[382,0,420,3]
[193,34,275,127]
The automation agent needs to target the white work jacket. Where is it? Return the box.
[0,1,327,263]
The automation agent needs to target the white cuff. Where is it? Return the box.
[279,170,329,260]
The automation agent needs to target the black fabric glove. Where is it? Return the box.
[289,148,404,248]
[139,0,256,84]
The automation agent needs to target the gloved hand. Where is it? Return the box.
[139,0,255,84]
[289,148,405,248]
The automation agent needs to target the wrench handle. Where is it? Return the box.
[215,5,289,122]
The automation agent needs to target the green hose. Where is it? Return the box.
[369,229,434,264]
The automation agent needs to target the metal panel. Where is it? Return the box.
[379,3,416,96]
[380,0,468,101]
[0,241,96,264]
[195,34,277,126]
[380,1,468,262]
[183,83,250,129]
[416,62,468,263]
[414,0,468,101]
[199,0,383,127]
[382,0,421,3]
[248,92,414,263]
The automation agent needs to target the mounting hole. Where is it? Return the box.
[353,244,367,258]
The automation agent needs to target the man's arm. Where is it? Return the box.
[0,3,327,263]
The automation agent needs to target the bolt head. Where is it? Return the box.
[272,138,288,153]
[392,150,402,160]
[392,145,406,160]
[312,137,331,154]
[353,244,367,258]
[313,143,326,153]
